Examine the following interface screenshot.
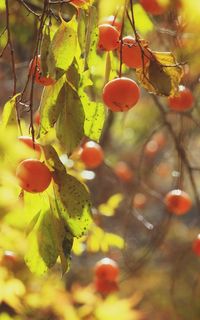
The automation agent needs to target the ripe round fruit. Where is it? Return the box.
[140,0,167,15]
[164,189,192,215]
[100,15,121,31]
[192,234,200,256]
[103,77,140,112]
[120,36,150,69]
[94,277,119,295]
[16,159,52,193]
[98,24,120,51]
[29,55,55,86]
[168,86,194,112]
[81,141,104,169]
[1,250,18,266]
[18,136,41,159]
[94,257,119,281]
[114,161,133,182]
[133,193,147,209]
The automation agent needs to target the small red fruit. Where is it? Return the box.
[192,234,200,256]
[71,0,86,6]
[120,36,150,69]
[100,15,121,31]
[94,257,119,281]
[168,85,194,112]
[94,277,119,295]
[29,55,55,86]
[103,77,140,112]
[98,24,120,51]
[114,161,133,182]
[16,159,52,193]
[18,136,41,159]
[81,141,104,169]
[164,189,192,215]
[140,0,167,15]
[1,251,18,266]
[133,193,147,209]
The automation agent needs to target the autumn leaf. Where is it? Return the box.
[136,51,183,96]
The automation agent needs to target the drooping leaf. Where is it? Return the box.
[49,196,73,274]
[48,16,78,80]
[56,82,85,155]
[43,145,92,238]
[38,75,66,137]
[25,209,59,275]
[40,25,51,77]
[136,51,183,96]
[1,94,20,128]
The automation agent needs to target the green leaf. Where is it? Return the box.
[48,16,78,80]
[25,209,59,275]
[86,7,99,71]
[49,196,73,274]
[38,75,66,137]
[56,82,85,155]
[79,90,105,142]
[43,145,92,238]
[133,4,154,35]
[40,25,51,77]
[1,94,20,128]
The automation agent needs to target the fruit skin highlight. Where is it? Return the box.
[98,24,120,51]
[81,141,104,169]
[164,189,192,215]
[95,257,119,281]
[168,86,194,112]
[103,77,140,112]
[16,159,52,193]
[94,258,119,295]
[120,36,150,69]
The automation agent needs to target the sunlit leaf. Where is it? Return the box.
[99,193,123,217]
[79,90,105,142]
[43,145,92,238]
[56,82,85,155]
[1,94,20,128]
[0,0,5,10]
[95,295,141,320]
[136,51,183,96]
[133,4,154,35]
[25,209,59,275]
[49,196,73,274]
[48,16,77,79]
[86,225,124,252]
[38,75,66,137]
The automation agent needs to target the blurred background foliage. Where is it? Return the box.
[1,0,200,319]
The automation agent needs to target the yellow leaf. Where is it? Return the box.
[99,193,123,217]
[136,51,183,96]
